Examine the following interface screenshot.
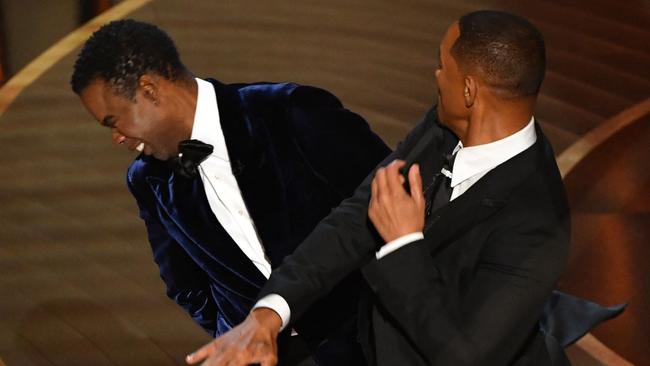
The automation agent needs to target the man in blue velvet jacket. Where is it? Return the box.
[71,20,390,365]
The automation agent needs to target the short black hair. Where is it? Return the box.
[452,10,546,98]
[71,19,189,98]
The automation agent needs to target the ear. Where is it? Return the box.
[138,74,159,105]
[464,75,476,108]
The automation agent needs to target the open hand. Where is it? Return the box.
[368,160,425,243]
[186,308,282,366]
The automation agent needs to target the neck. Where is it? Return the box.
[169,77,199,142]
[456,97,535,147]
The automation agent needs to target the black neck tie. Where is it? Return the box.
[167,139,214,178]
[424,152,456,221]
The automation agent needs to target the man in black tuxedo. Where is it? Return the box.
[187,10,589,366]
[70,20,391,365]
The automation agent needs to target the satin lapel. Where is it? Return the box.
[423,124,549,254]
[208,79,293,268]
[423,179,507,254]
[146,171,267,298]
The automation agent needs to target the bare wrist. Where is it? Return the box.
[250,307,282,333]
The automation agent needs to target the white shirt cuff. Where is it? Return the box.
[375,232,424,259]
[253,294,291,331]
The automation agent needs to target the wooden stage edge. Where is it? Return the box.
[558,97,650,178]
[0,1,642,365]
[0,0,152,119]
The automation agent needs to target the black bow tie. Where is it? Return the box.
[167,139,214,178]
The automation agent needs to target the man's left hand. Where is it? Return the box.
[368,160,425,243]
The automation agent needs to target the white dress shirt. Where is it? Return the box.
[259,116,538,330]
[192,77,273,279]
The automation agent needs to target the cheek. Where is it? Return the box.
[132,104,157,134]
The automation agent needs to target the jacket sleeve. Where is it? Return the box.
[126,163,221,337]
[361,183,570,365]
[258,104,438,321]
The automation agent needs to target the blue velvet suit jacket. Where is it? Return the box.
[125,79,390,345]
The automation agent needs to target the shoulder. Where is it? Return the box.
[499,135,569,229]
[236,81,342,110]
[206,77,345,117]
[205,77,339,104]
[285,84,343,109]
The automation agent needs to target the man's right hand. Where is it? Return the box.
[185,308,282,366]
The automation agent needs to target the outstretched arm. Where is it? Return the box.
[185,107,441,365]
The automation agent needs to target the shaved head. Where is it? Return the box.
[451,10,546,99]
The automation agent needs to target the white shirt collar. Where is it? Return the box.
[190,77,229,161]
[450,117,537,187]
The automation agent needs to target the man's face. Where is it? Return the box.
[79,78,177,160]
[435,22,468,129]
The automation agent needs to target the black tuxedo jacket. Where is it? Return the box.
[126,79,390,361]
[260,107,574,365]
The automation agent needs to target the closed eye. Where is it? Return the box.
[101,116,117,128]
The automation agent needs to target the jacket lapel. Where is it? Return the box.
[146,171,267,297]
[423,179,507,254]
[208,79,293,268]
[423,123,548,253]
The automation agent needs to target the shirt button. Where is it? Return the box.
[238,210,244,216]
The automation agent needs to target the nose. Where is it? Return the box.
[111,129,127,145]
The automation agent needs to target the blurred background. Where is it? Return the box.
[0,0,114,85]
[0,1,648,365]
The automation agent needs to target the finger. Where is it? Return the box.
[186,342,216,364]
[385,160,406,193]
[201,354,224,366]
[375,167,388,197]
[369,175,378,219]
[208,348,248,366]
[409,164,425,208]
[371,173,378,201]
[387,159,406,169]
[224,356,246,366]
[206,351,244,366]
[200,356,216,366]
